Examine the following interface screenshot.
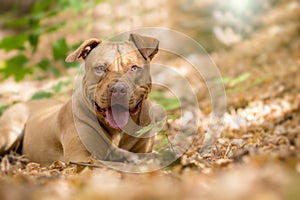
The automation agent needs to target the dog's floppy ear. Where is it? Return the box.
[65,38,102,62]
[129,33,159,61]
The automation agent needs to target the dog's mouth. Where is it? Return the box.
[93,98,143,129]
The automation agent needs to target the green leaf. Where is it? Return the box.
[29,33,39,51]
[4,17,29,29]
[51,67,61,77]
[37,58,51,71]
[136,124,155,137]
[0,55,32,81]
[136,115,178,137]
[57,0,95,13]
[229,72,251,87]
[52,81,71,93]
[63,61,79,68]
[0,104,9,116]
[37,59,62,77]
[52,38,69,61]
[155,137,169,149]
[0,34,27,51]
[32,0,54,14]
[218,73,251,87]
[149,90,164,99]
[160,149,176,160]
[216,76,231,84]
[28,22,65,41]
[164,102,181,111]
[226,73,271,94]
[157,98,180,111]
[166,114,177,120]
[44,22,66,33]
[150,91,180,111]
[250,73,271,87]
[31,92,53,100]
[6,54,29,69]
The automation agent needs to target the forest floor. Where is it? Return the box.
[0,2,300,200]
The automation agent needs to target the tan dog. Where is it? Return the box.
[0,34,159,165]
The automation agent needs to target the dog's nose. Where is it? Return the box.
[110,83,128,97]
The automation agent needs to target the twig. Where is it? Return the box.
[69,161,103,168]
[224,142,232,158]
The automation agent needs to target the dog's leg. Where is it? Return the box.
[61,126,92,164]
[118,134,154,153]
[0,103,29,153]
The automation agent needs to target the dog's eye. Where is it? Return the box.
[94,66,106,73]
[130,65,140,72]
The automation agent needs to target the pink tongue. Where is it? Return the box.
[105,106,129,129]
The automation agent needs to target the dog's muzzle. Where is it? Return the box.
[93,83,144,129]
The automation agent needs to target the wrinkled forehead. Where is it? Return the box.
[85,41,145,66]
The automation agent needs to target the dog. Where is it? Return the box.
[0,33,159,166]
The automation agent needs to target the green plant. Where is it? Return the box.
[149,90,181,111]
[0,104,9,116]
[0,0,101,82]
[136,115,177,137]
[30,80,71,100]
[218,72,271,93]
[136,90,180,152]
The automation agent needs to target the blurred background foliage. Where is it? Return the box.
[1,0,297,82]
[0,0,101,81]
[0,0,298,113]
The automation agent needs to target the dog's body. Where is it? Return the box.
[0,34,159,165]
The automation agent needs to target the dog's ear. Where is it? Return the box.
[65,38,102,62]
[129,33,159,61]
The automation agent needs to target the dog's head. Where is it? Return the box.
[66,34,159,129]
